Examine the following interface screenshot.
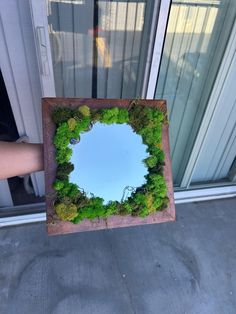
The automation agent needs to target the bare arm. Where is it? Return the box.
[0,141,44,180]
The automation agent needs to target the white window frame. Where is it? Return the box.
[0,1,47,206]
[144,0,171,99]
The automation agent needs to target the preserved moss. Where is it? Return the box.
[52,103,168,223]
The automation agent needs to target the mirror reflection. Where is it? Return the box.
[69,123,148,203]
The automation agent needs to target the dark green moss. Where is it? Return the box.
[52,107,74,125]
[56,162,74,181]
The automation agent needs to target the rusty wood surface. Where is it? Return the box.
[42,98,175,235]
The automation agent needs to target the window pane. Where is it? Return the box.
[47,0,154,98]
[155,0,236,186]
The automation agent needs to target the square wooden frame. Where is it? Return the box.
[42,98,175,235]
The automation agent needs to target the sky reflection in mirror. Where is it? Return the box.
[70,123,148,203]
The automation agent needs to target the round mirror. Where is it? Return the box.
[69,123,148,203]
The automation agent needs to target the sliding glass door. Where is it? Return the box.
[46,0,155,98]
[155,0,236,187]
[31,0,236,193]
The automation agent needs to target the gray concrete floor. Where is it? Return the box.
[0,198,236,314]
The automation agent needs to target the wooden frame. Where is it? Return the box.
[42,98,175,235]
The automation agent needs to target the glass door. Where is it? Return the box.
[31,0,236,193]
[155,0,236,188]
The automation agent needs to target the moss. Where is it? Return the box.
[56,147,72,164]
[120,201,133,215]
[117,108,129,124]
[129,192,149,217]
[67,118,77,131]
[53,180,64,191]
[146,193,155,213]
[138,125,162,145]
[78,105,90,117]
[147,146,165,163]
[90,110,101,123]
[57,181,80,201]
[143,156,157,168]
[72,117,90,136]
[56,162,74,180]
[52,107,73,125]
[100,107,119,124]
[148,174,167,198]
[55,203,78,221]
[76,197,106,220]
[54,122,71,149]
[105,201,119,216]
[52,103,168,222]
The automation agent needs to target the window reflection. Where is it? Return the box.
[156,0,235,185]
[47,0,153,98]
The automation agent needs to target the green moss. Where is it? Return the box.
[54,122,70,149]
[72,117,90,134]
[56,147,72,164]
[147,146,165,162]
[52,103,168,222]
[55,203,78,221]
[52,107,73,125]
[117,109,129,124]
[67,118,77,131]
[105,201,119,216]
[56,162,74,180]
[57,181,80,201]
[143,156,157,168]
[78,105,90,117]
[138,125,162,145]
[100,107,119,124]
[76,197,106,220]
[53,180,64,191]
[121,201,133,215]
[148,174,167,198]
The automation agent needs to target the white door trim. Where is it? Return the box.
[1,186,235,227]
[180,20,236,188]
[145,0,171,99]
[0,212,46,228]
[174,185,236,204]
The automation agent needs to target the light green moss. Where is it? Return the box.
[55,203,78,221]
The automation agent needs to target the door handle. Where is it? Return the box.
[36,26,50,76]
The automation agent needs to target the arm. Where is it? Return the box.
[0,141,44,180]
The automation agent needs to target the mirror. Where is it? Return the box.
[69,123,149,203]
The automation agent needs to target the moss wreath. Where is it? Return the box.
[52,102,169,223]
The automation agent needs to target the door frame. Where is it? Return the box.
[0,0,45,205]
[142,0,171,98]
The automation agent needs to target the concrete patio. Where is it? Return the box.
[0,197,236,314]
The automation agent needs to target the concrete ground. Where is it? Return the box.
[0,198,236,314]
